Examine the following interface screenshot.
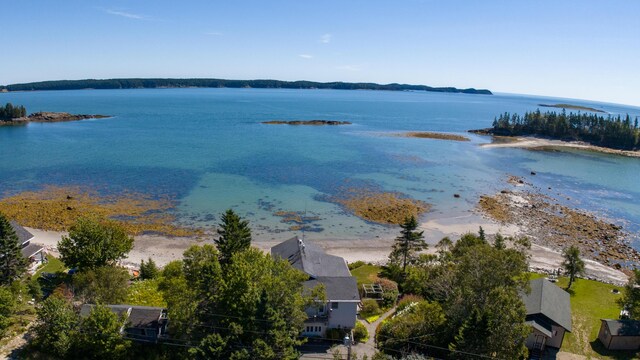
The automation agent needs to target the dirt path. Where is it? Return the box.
[0,324,33,360]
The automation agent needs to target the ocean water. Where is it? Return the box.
[1,88,639,245]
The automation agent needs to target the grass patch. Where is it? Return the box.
[126,279,166,307]
[32,256,66,280]
[364,314,381,323]
[350,264,382,287]
[549,277,639,359]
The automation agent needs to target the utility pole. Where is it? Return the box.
[344,332,352,360]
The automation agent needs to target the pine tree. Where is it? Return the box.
[390,216,427,275]
[0,213,27,286]
[140,257,159,280]
[562,245,585,290]
[214,209,252,266]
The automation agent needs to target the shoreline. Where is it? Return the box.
[25,211,629,285]
[480,135,640,158]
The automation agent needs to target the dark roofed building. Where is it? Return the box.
[9,221,45,272]
[598,319,640,350]
[522,279,572,352]
[80,304,169,342]
[272,237,359,338]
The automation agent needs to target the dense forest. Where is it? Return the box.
[0,78,492,95]
[0,103,26,120]
[491,110,640,150]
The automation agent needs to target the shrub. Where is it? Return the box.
[348,260,366,271]
[397,294,424,312]
[353,321,369,343]
[382,290,399,308]
[361,299,381,316]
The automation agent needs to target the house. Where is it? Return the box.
[271,237,359,337]
[598,319,640,350]
[10,221,45,272]
[521,278,572,352]
[80,304,169,342]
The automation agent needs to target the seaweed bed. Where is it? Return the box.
[401,132,470,141]
[0,186,203,237]
[329,187,430,225]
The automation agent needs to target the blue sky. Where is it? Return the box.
[1,1,639,106]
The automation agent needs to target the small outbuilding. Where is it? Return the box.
[598,319,640,350]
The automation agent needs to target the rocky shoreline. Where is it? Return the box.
[478,176,639,269]
[0,111,110,125]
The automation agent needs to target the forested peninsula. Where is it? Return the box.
[473,110,640,151]
[0,78,492,95]
[0,103,109,125]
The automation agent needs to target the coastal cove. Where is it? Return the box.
[1,88,639,259]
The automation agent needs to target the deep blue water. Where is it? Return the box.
[1,88,639,244]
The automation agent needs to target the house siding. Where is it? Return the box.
[546,325,566,348]
[327,302,357,330]
[525,329,547,349]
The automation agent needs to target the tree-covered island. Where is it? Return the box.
[0,78,493,95]
[0,103,109,125]
[474,110,640,151]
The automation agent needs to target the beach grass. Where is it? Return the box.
[350,264,383,286]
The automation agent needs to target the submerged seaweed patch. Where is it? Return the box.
[325,186,430,225]
[0,186,203,237]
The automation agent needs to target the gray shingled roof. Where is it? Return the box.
[10,221,34,245]
[522,279,572,332]
[271,237,351,278]
[272,237,359,302]
[305,277,360,302]
[80,304,166,329]
[602,319,640,336]
[21,243,43,258]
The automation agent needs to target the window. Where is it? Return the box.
[331,302,339,309]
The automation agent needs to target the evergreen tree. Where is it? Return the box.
[389,216,427,275]
[214,209,252,266]
[619,270,640,320]
[0,213,27,286]
[139,257,160,280]
[562,245,585,290]
[0,286,16,337]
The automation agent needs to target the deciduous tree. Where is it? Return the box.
[58,217,134,270]
[32,295,78,358]
[76,304,130,359]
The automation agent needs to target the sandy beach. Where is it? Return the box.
[25,212,629,285]
[481,136,640,158]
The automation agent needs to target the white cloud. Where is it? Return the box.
[105,9,145,19]
[320,34,332,44]
[298,54,313,59]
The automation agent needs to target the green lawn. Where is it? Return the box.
[32,255,66,280]
[350,264,382,286]
[544,276,638,359]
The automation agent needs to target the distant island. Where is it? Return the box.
[538,103,606,113]
[471,109,639,151]
[0,78,493,95]
[0,103,109,125]
[262,120,351,126]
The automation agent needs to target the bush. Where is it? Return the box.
[397,294,423,312]
[361,299,381,316]
[348,261,367,271]
[382,290,399,308]
[353,321,369,343]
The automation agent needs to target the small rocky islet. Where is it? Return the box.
[261,120,351,125]
[0,111,110,125]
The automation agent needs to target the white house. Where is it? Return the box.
[271,237,360,337]
[10,221,45,272]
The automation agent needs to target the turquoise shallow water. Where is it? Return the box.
[0,88,639,244]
